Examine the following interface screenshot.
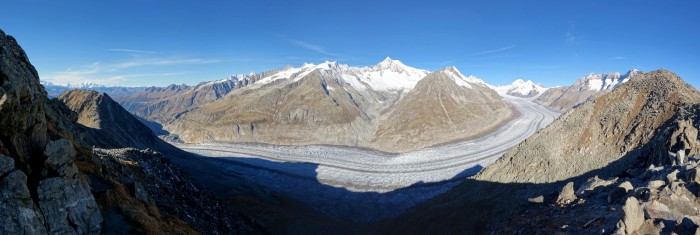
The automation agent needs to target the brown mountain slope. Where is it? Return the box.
[166,64,513,152]
[371,67,515,152]
[167,67,380,147]
[385,69,700,234]
[536,69,641,112]
[59,90,164,150]
[114,71,278,126]
[479,69,699,183]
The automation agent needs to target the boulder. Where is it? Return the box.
[643,200,671,220]
[43,139,79,178]
[619,181,634,192]
[685,168,700,184]
[527,195,544,203]
[556,182,577,206]
[676,216,700,234]
[37,177,102,234]
[0,170,47,234]
[0,154,13,176]
[648,180,666,190]
[667,169,680,183]
[576,175,618,195]
[622,197,644,234]
[609,182,634,204]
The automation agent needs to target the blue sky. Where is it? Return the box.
[0,0,698,88]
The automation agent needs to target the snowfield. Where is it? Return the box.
[176,94,559,221]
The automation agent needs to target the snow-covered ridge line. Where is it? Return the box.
[580,69,641,91]
[493,79,548,97]
[250,57,488,92]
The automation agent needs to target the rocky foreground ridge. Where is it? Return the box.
[0,29,262,234]
[385,69,700,234]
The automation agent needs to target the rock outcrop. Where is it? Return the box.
[1,28,266,234]
[0,28,103,234]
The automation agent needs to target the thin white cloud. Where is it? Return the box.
[566,21,577,43]
[476,45,516,55]
[43,57,217,86]
[113,58,221,70]
[288,39,338,56]
[610,56,626,60]
[522,65,563,70]
[109,48,158,54]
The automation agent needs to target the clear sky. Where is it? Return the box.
[1,0,698,88]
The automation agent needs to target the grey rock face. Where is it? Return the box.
[0,169,48,235]
[43,138,79,178]
[38,177,103,234]
[0,29,102,234]
[0,154,13,176]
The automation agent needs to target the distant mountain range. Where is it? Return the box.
[41,81,146,98]
[164,58,514,152]
[44,58,644,152]
[536,69,642,111]
[492,79,548,97]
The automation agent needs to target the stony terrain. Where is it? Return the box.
[496,155,700,234]
[88,148,257,234]
[536,69,641,112]
[167,61,515,153]
[384,69,700,234]
[0,29,267,234]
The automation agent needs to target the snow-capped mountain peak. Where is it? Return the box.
[580,69,642,91]
[254,57,430,92]
[493,79,547,97]
[438,66,486,89]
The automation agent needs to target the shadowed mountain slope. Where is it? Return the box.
[384,69,700,234]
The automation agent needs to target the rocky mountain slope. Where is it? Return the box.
[166,59,515,152]
[114,71,278,125]
[372,67,514,151]
[536,69,642,112]
[58,90,165,150]
[0,29,269,234]
[493,79,548,97]
[385,69,700,234]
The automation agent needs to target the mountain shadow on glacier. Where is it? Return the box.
[200,155,483,224]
